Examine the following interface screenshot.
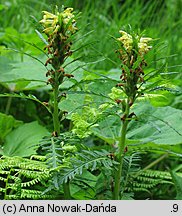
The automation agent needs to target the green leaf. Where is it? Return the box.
[92,115,120,144]
[2,121,49,157]
[142,92,171,107]
[127,103,182,145]
[71,170,97,199]
[0,113,22,144]
[171,171,182,200]
[92,102,182,148]
[0,56,47,91]
[35,29,48,45]
[59,93,86,117]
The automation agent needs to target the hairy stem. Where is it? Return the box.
[113,99,130,200]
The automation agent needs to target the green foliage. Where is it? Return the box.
[71,170,98,199]
[127,102,182,145]
[91,102,182,147]
[59,94,86,117]
[58,149,118,185]
[0,92,51,113]
[39,133,117,199]
[127,169,173,194]
[171,171,182,200]
[0,156,53,199]
[0,0,181,200]
[39,133,79,190]
[0,112,22,145]
[2,121,49,157]
[0,55,47,91]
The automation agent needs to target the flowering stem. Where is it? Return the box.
[113,98,130,200]
[52,72,71,199]
[39,6,78,201]
[112,29,153,199]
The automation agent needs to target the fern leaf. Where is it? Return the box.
[58,149,117,184]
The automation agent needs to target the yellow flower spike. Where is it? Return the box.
[39,10,60,35]
[117,30,153,57]
[40,7,77,36]
[119,31,132,42]
[64,8,74,13]
[52,25,60,34]
[62,8,75,25]
[119,30,131,36]
[40,11,58,25]
[51,17,58,27]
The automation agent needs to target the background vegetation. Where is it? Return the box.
[0,0,181,200]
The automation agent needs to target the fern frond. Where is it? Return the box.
[21,189,54,199]
[121,152,141,194]
[128,144,182,158]
[126,169,173,194]
[139,169,172,180]
[58,149,118,184]
[40,132,81,189]
[0,156,52,200]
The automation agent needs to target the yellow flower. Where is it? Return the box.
[117,30,133,53]
[40,8,77,35]
[43,11,57,19]
[138,37,152,55]
[62,8,74,23]
[61,8,77,33]
[39,11,59,34]
[40,11,58,26]
[117,30,152,57]
[140,37,152,43]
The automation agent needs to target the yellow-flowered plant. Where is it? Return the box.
[39,6,79,199]
[113,29,153,200]
[39,5,79,152]
[115,30,153,104]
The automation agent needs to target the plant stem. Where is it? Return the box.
[53,82,60,135]
[5,96,12,115]
[113,99,130,200]
[52,73,71,199]
[133,153,169,179]
[142,153,169,171]
[63,181,71,199]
